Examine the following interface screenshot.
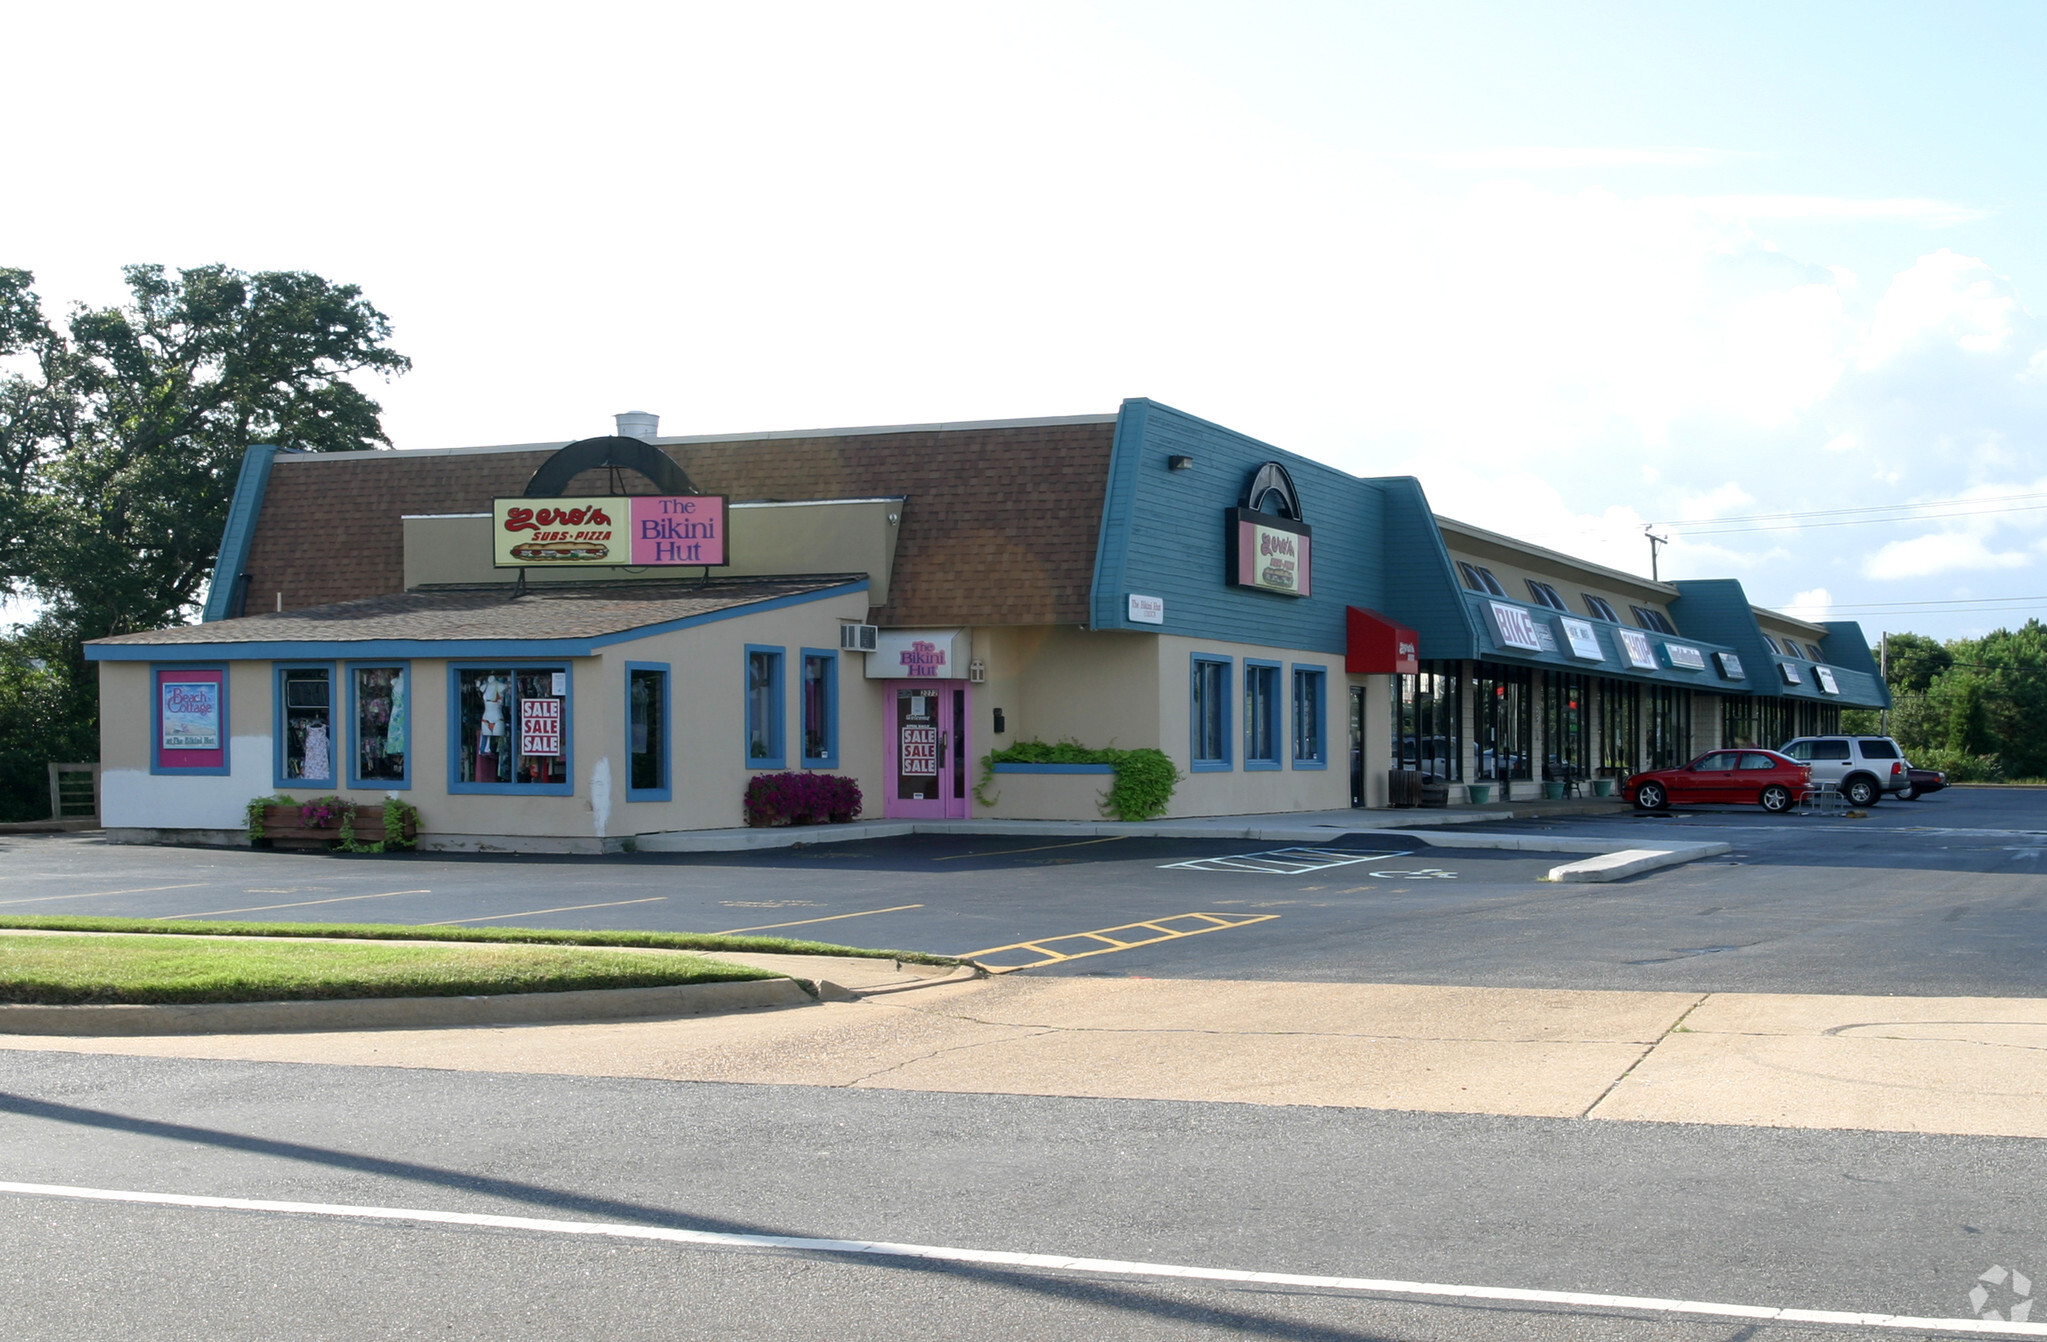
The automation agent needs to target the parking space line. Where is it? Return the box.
[963,911,1279,970]
[425,898,666,925]
[713,903,923,934]
[1162,848,1412,874]
[930,837,1126,862]
[156,890,432,921]
[0,883,209,909]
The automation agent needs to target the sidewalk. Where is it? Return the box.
[11,970,2041,1139]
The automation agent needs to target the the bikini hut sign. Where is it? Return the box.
[866,631,970,680]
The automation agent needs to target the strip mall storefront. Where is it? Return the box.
[88,402,1888,850]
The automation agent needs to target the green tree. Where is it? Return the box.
[1875,631,1952,694]
[0,264,407,819]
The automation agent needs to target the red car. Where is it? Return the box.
[1623,749,1812,813]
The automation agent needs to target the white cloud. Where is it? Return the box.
[1785,588,1834,619]
[1427,147,1737,171]
[1677,483,1757,521]
[1858,249,2019,368]
[1864,533,2033,580]
[1687,196,1988,226]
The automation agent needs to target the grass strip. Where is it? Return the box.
[0,934,778,1007]
[0,915,956,965]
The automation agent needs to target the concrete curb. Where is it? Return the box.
[848,964,986,996]
[634,815,1508,853]
[1542,843,1732,883]
[0,977,813,1037]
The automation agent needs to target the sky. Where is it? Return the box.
[8,0,2047,640]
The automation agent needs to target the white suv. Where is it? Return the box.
[1777,735,1910,806]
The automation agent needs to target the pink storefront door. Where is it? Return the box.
[884,681,969,819]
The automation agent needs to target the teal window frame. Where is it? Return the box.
[799,648,839,769]
[745,645,786,769]
[1244,659,1282,770]
[1290,664,1327,769]
[625,661,671,801]
[273,662,336,788]
[1191,654,1232,771]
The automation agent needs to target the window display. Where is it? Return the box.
[628,666,666,794]
[281,668,333,783]
[456,667,568,788]
[353,666,408,784]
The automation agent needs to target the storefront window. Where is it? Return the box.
[1541,671,1590,784]
[746,647,784,768]
[1291,666,1326,766]
[1244,662,1280,768]
[454,666,569,791]
[1471,663,1530,781]
[1646,684,1692,769]
[351,666,408,786]
[278,666,333,785]
[627,665,668,798]
[801,651,838,767]
[1595,677,1640,776]
[1392,663,1463,780]
[1191,656,1231,769]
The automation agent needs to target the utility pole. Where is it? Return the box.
[1645,527,1670,582]
[1879,631,1889,736]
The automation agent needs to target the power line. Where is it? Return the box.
[1679,501,2047,536]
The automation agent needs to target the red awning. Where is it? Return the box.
[1347,606,1419,674]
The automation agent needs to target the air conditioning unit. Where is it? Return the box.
[839,623,879,652]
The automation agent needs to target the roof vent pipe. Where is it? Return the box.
[614,411,659,442]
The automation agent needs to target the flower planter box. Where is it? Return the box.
[259,805,416,849]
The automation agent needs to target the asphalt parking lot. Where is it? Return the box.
[4,787,2043,997]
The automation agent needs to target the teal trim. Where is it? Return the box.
[625,661,672,801]
[87,580,869,662]
[202,445,280,622]
[1669,580,1888,709]
[744,645,786,769]
[1375,475,1481,662]
[1291,663,1327,769]
[1190,653,1233,771]
[446,661,574,797]
[271,662,336,788]
[1089,399,1150,629]
[991,762,1115,774]
[345,661,412,791]
[799,648,840,769]
[1244,658,1282,770]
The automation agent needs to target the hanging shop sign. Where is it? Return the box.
[492,495,729,567]
[1715,652,1745,680]
[1663,643,1707,671]
[1226,510,1312,596]
[1814,666,1840,695]
[867,630,971,681]
[1616,628,1660,670]
[1346,606,1419,674]
[520,697,563,756]
[1559,617,1606,662]
[1485,600,1550,653]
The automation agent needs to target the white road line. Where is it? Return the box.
[1162,849,1413,874]
[0,1181,2036,1335]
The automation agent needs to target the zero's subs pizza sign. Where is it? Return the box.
[492,496,728,567]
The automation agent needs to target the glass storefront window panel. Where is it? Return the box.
[456,667,567,788]
[801,655,833,762]
[281,668,332,783]
[1192,658,1229,765]
[629,667,666,793]
[353,666,407,784]
[1472,664,1532,781]
[746,649,782,765]
[1244,664,1279,765]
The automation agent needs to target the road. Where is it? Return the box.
[0,788,2042,1338]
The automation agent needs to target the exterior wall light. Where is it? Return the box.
[1168,455,1195,471]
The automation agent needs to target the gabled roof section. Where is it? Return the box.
[1669,579,1888,708]
[227,418,1118,628]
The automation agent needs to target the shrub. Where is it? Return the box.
[744,772,863,827]
[974,739,1181,821]
[1903,747,2006,783]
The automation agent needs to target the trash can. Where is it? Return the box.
[1419,774,1449,807]
[1387,769,1422,807]
[1466,783,1493,805]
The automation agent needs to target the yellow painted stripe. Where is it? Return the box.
[963,912,1278,970]
[713,904,922,935]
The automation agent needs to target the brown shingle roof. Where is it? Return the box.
[236,418,1118,626]
[93,577,859,647]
